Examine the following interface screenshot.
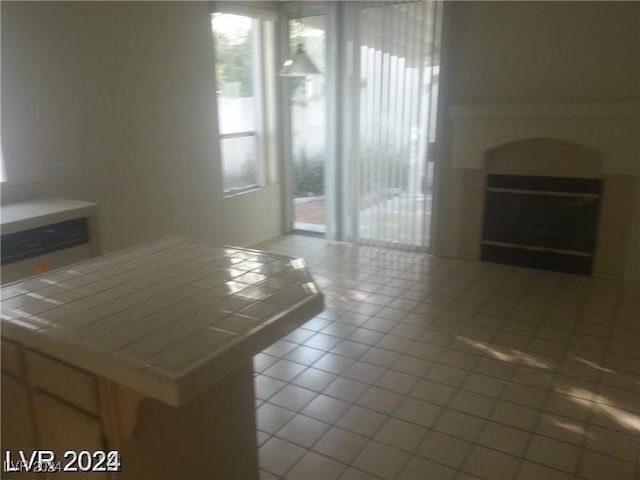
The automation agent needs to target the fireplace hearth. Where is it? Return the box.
[481,174,602,275]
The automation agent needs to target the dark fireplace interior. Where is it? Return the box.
[481,174,602,275]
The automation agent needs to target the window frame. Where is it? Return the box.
[211,5,276,197]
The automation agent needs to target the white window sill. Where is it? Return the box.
[223,185,261,198]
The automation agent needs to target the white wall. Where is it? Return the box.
[1,1,282,251]
[446,1,640,105]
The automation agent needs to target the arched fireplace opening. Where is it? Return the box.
[481,138,603,275]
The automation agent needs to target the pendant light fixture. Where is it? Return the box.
[278,3,321,77]
[279,43,321,76]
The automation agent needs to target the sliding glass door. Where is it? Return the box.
[345,1,441,250]
[281,1,442,250]
[286,14,328,234]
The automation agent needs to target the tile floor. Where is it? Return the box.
[252,235,639,480]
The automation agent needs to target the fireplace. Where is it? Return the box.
[481,174,602,275]
[442,102,639,280]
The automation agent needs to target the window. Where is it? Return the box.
[212,12,268,194]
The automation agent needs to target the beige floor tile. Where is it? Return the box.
[286,451,347,480]
[477,421,531,456]
[585,424,638,462]
[257,402,296,434]
[373,417,426,451]
[374,370,419,395]
[305,332,343,351]
[255,374,287,400]
[270,384,318,412]
[313,353,355,375]
[321,323,359,339]
[314,427,369,464]
[342,361,386,384]
[375,334,414,353]
[360,347,400,368]
[449,389,496,417]
[255,353,280,372]
[525,435,581,474]
[276,414,331,448]
[259,437,307,476]
[511,366,555,389]
[410,379,456,405]
[545,391,592,421]
[260,469,280,480]
[391,354,433,377]
[397,455,457,480]
[535,412,589,446]
[285,345,327,366]
[455,473,483,480]
[283,327,316,345]
[517,461,576,480]
[415,430,472,469]
[253,235,639,480]
[578,449,636,480]
[353,441,411,480]
[405,343,446,363]
[301,394,351,424]
[500,382,547,409]
[330,339,371,359]
[393,397,443,429]
[339,467,383,480]
[257,430,270,446]
[597,384,639,413]
[473,357,515,379]
[461,373,506,398]
[438,350,481,370]
[265,340,299,357]
[462,445,521,480]
[291,367,337,392]
[425,364,468,387]
[357,386,403,415]
[490,400,539,431]
[433,409,485,442]
[348,328,385,346]
[264,359,308,382]
[336,405,388,437]
[323,376,369,402]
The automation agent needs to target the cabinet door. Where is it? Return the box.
[33,392,109,480]
[1,374,39,479]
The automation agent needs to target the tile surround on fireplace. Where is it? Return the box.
[442,103,639,281]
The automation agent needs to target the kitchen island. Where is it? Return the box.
[1,237,323,479]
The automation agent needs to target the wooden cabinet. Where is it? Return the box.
[27,351,100,415]
[33,392,108,479]
[1,373,38,480]
[1,342,110,479]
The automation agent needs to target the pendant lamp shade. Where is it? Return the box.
[279,44,321,77]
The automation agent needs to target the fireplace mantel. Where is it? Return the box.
[449,102,640,174]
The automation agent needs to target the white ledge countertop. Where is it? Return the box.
[1,198,99,235]
[0,237,324,406]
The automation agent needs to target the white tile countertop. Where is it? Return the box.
[1,198,98,234]
[0,237,324,405]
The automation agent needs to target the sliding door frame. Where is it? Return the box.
[278,2,334,238]
[278,1,443,252]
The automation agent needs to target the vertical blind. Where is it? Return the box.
[343,0,442,251]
